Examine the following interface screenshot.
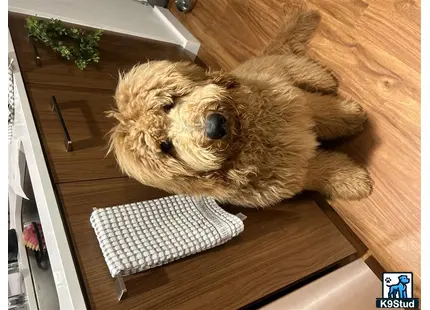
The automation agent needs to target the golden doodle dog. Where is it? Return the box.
[107,10,373,208]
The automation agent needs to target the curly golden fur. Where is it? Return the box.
[107,10,373,208]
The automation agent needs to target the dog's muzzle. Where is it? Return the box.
[205,113,227,139]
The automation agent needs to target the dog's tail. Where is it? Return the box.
[262,9,321,56]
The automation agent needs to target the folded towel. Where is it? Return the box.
[8,60,15,144]
[90,195,244,278]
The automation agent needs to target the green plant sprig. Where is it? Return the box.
[26,16,103,70]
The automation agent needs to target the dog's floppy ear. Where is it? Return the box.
[207,70,239,89]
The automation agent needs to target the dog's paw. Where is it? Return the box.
[347,165,373,199]
[323,69,340,94]
[329,165,373,201]
[339,98,367,136]
[306,151,373,201]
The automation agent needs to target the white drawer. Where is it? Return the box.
[262,259,382,310]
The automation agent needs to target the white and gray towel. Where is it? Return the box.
[90,195,244,278]
[8,59,15,144]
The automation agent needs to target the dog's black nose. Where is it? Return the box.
[205,113,227,139]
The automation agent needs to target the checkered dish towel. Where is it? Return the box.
[8,59,15,143]
[90,195,244,278]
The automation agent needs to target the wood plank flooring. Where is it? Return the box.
[169,0,421,298]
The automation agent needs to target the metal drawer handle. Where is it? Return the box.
[30,39,41,67]
[8,294,27,309]
[8,262,19,274]
[50,96,73,152]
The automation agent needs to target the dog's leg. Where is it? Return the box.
[305,92,367,140]
[288,57,339,94]
[304,150,373,200]
[389,287,397,299]
[233,54,338,94]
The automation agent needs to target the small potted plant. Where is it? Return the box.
[26,16,103,70]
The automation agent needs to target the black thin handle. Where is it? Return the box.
[50,96,73,152]
[30,39,41,67]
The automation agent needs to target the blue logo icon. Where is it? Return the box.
[376,272,419,308]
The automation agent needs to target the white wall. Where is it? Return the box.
[8,0,182,45]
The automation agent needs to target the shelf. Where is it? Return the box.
[8,149,38,310]
[22,192,60,310]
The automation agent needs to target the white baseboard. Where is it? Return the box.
[153,6,200,60]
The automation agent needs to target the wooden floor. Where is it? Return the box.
[169,0,421,298]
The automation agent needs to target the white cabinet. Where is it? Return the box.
[8,30,86,310]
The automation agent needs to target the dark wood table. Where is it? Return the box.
[58,178,356,310]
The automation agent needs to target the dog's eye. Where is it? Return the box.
[163,96,178,113]
[163,103,174,113]
[160,140,173,154]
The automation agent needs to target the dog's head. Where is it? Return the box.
[107,60,243,190]
[398,275,410,285]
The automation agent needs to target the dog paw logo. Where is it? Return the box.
[376,272,419,308]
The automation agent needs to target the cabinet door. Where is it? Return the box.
[26,84,124,183]
[8,12,190,90]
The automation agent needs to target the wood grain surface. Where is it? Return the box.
[169,0,421,298]
[57,178,355,309]
[25,84,123,183]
